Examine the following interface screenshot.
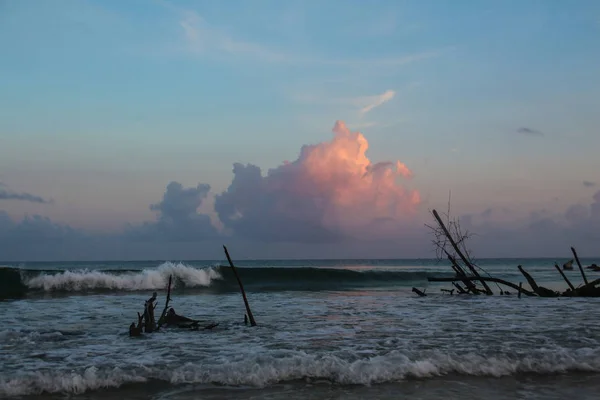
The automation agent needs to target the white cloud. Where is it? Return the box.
[176,9,449,67]
[358,90,396,115]
[287,89,400,130]
[179,11,286,62]
[290,89,396,114]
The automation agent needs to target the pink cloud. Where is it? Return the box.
[215,120,420,241]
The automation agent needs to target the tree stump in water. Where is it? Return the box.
[129,312,144,337]
[144,292,158,333]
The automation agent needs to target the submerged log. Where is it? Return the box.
[412,287,427,297]
[432,210,493,295]
[571,247,589,285]
[517,265,559,297]
[569,286,600,297]
[562,277,600,297]
[223,245,257,326]
[428,276,537,296]
[194,322,219,330]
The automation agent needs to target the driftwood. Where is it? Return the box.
[143,292,158,332]
[586,263,600,271]
[571,247,589,285]
[191,322,220,330]
[517,265,559,297]
[554,264,575,291]
[427,276,537,296]
[157,275,173,329]
[423,205,600,299]
[129,312,144,337]
[129,275,217,335]
[429,260,600,299]
[446,251,482,294]
[432,210,493,295]
[223,245,257,326]
[412,287,427,297]
[562,277,600,297]
[424,201,599,299]
[452,282,468,294]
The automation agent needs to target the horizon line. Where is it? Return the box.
[2,256,598,264]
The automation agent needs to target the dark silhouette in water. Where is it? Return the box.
[129,323,140,337]
[587,263,600,271]
[165,307,199,326]
[144,292,158,332]
[129,312,144,337]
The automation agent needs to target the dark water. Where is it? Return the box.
[1,258,600,399]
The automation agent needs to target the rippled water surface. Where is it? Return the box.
[1,258,600,399]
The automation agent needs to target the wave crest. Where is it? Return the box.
[2,349,599,396]
[24,262,222,292]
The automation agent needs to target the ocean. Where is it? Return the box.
[1,257,600,399]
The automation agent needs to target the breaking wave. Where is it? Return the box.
[25,262,221,292]
[0,264,449,299]
[1,349,599,397]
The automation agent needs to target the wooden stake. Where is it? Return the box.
[157,275,173,328]
[518,282,522,298]
[223,245,257,326]
[571,247,588,285]
[432,210,493,295]
[554,264,575,291]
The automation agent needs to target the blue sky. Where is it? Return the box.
[0,0,599,259]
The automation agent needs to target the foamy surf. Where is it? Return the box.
[2,349,600,397]
[23,262,222,292]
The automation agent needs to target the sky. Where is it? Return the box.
[0,0,599,261]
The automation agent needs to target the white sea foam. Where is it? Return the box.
[0,366,147,397]
[1,349,599,397]
[24,262,222,292]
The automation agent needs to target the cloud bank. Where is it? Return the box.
[127,182,218,241]
[458,189,600,257]
[214,120,420,242]
[1,120,599,260]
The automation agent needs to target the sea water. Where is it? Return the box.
[1,258,599,399]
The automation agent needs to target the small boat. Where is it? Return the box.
[563,260,574,270]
